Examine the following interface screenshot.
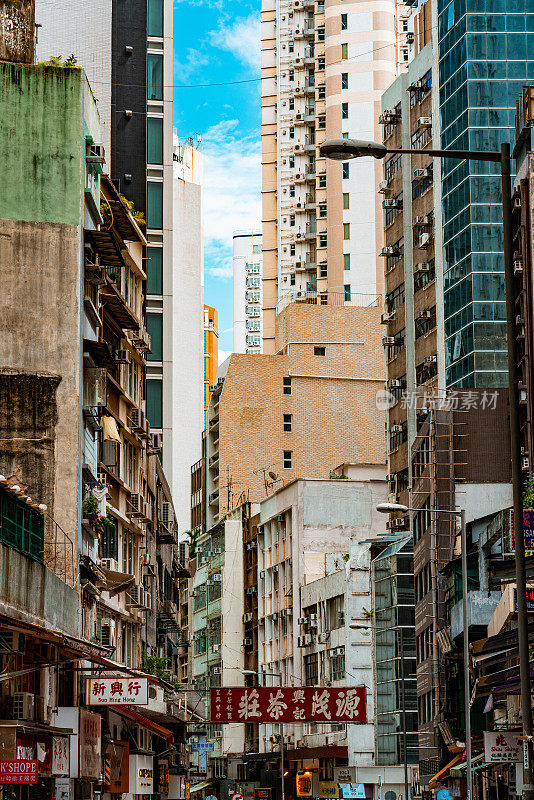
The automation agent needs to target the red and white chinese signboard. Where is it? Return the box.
[85,676,149,706]
[0,761,38,784]
[210,687,366,723]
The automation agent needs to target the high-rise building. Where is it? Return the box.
[172,138,205,533]
[437,0,534,388]
[233,231,263,354]
[36,0,177,472]
[204,305,219,423]
[205,303,385,528]
[260,0,399,353]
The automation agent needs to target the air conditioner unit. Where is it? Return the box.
[414,167,430,178]
[213,573,222,582]
[387,379,402,389]
[214,730,223,739]
[161,501,173,524]
[391,424,403,433]
[213,666,222,675]
[382,336,395,346]
[114,349,130,364]
[424,355,437,365]
[273,612,279,621]
[144,589,153,611]
[298,617,307,625]
[381,311,395,324]
[243,612,253,623]
[414,263,430,273]
[379,110,398,124]
[392,518,406,529]
[128,584,145,607]
[418,310,431,319]
[101,619,116,648]
[378,179,389,193]
[514,258,523,275]
[130,408,144,430]
[243,638,253,647]
[99,557,119,572]
[295,112,303,120]
[0,631,25,653]
[318,632,330,643]
[130,493,145,517]
[150,432,163,451]
[522,457,530,470]
[212,644,221,653]
[13,693,34,721]
[418,116,432,127]
[383,199,400,208]
[87,142,106,164]
[272,565,279,573]
[419,232,431,248]
[295,144,302,151]
[295,201,302,208]
[380,246,398,256]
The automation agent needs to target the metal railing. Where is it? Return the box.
[276,289,382,314]
[44,515,76,587]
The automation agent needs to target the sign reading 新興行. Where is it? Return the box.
[209,687,366,723]
[85,676,149,705]
[484,732,521,763]
[0,761,38,784]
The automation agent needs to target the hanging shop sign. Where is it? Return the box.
[191,742,215,752]
[79,708,101,780]
[296,773,314,797]
[55,776,71,800]
[158,759,170,793]
[484,732,521,763]
[52,736,70,776]
[210,687,366,723]
[85,676,149,705]
[0,761,38,784]
[510,510,534,551]
[129,754,154,795]
[340,785,366,799]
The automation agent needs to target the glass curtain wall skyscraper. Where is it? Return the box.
[439,0,534,387]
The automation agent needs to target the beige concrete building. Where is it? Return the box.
[261,0,406,353]
[205,303,385,527]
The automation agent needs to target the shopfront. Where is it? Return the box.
[0,724,72,800]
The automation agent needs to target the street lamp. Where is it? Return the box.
[241,670,285,800]
[350,622,410,800]
[377,503,471,800]
[320,136,533,799]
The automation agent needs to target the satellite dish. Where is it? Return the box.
[268,471,278,481]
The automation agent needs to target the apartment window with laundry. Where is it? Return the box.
[341,43,348,59]
[341,72,348,90]
[147,53,163,100]
[342,162,350,179]
[343,193,349,209]
[146,246,163,295]
[148,0,164,36]
[283,376,292,395]
[343,223,350,240]
[344,253,350,270]
[344,284,351,301]
[283,414,293,432]
[147,117,163,164]
[342,102,348,119]
[341,13,348,29]
[283,450,293,468]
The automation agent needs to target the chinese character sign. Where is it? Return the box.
[0,761,38,784]
[511,510,534,552]
[85,677,149,706]
[484,732,521,763]
[209,687,366,723]
[52,736,70,776]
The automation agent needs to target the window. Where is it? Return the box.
[314,346,326,356]
[341,13,347,29]
[342,102,348,119]
[289,126,294,139]
[100,516,118,560]
[290,273,296,286]
[319,233,327,248]
[193,584,207,610]
[344,253,350,270]
[290,214,295,227]
[283,414,293,432]
[385,192,403,226]
[290,243,295,255]
[283,376,292,395]
[318,56,325,71]
[343,193,349,209]
[386,282,405,313]
[318,86,326,100]
[331,650,345,681]
[122,530,136,575]
[341,43,348,59]
[146,246,163,295]
[317,115,326,129]
[385,153,401,182]
[148,0,164,36]
[147,181,163,229]
[283,450,293,468]
[289,157,294,169]
[344,284,351,301]
[318,174,326,188]
[147,53,163,100]
[147,117,163,164]
[318,204,327,218]
[415,305,437,338]
[289,69,294,81]
[194,632,207,656]
[147,379,163,428]
[342,163,349,179]
[289,97,294,110]
[304,653,318,685]
[147,313,163,361]
[341,72,348,90]
[343,223,350,240]
[289,185,295,198]
[317,27,325,42]
[288,40,294,53]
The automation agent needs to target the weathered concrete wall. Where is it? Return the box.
[0,62,85,224]
[0,218,82,558]
[0,0,35,64]
[0,541,78,635]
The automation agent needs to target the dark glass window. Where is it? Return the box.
[146,246,163,295]
[147,182,163,229]
[147,117,163,164]
[148,54,163,100]
[147,313,163,361]
[148,0,164,37]
[147,380,163,428]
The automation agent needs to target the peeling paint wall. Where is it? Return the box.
[0,0,35,64]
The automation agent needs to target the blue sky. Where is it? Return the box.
[173,0,262,356]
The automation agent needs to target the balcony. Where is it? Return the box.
[305,221,317,240]
[515,85,534,147]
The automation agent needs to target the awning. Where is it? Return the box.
[450,753,485,777]
[428,753,465,788]
[100,567,135,597]
[190,781,216,794]
[100,283,140,331]
[83,339,115,369]
[113,706,174,743]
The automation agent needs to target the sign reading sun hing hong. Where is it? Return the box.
[209,687,366,723]
[85,677,149,706]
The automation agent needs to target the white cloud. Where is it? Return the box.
[202,119,261,282]
[174,47,210,82]
[209,15,261,70]
[218,349,232,366]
